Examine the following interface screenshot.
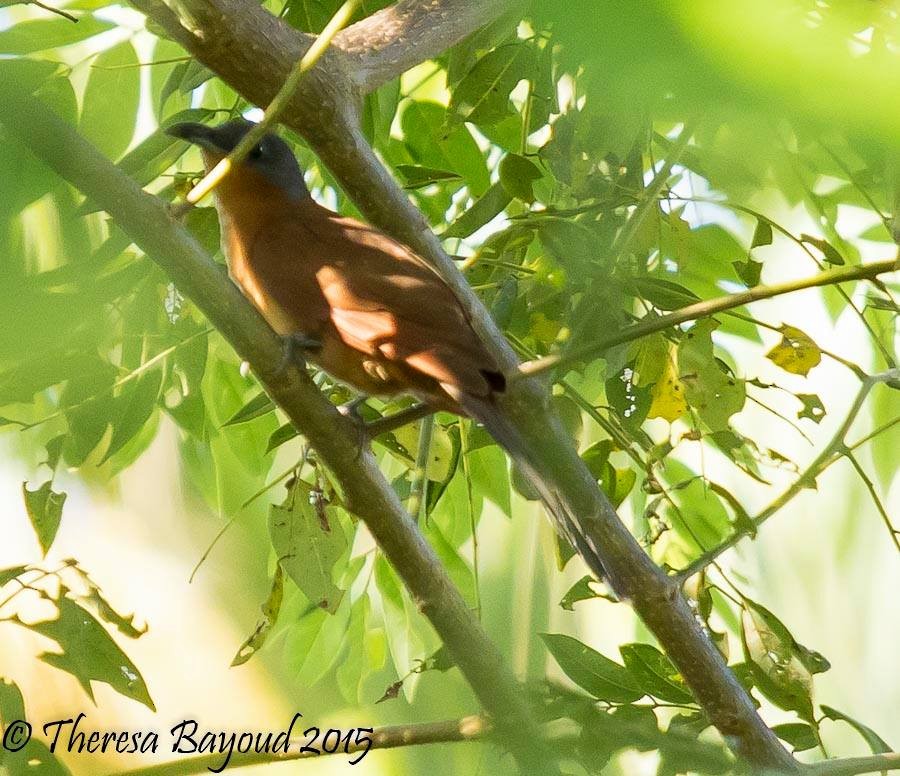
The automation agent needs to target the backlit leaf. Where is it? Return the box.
[541,633,643,702]
[22,480,66,556]
[765,325,822,376]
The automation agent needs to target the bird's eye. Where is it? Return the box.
[249,145,264,160]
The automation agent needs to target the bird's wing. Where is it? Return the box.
[295,202,504,398]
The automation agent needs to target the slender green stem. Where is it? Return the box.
[516,258,900,381]
[611,121,696,261]
[407,414,434,522]
[678,369,900,580]
[179,0,360,208]
[845,451,900,552]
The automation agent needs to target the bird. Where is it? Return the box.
[166,118,607,580]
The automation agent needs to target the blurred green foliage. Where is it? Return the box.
[1,0,898,773]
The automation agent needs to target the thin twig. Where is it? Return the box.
[177,0,360,209]
[108,715,489,776]
[806,752,900,776]
[678,369,900,580]
[516,258,900,381]
[407,413,434,521]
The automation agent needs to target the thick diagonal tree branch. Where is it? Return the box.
[337,0,516,92]
[1,85,557,775]
[123,0,796,769]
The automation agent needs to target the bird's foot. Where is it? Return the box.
[277,333,322,374]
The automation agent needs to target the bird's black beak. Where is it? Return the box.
[165,121,225,151]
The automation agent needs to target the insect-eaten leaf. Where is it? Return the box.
[22,480,66,556]
[732,258,762,287]
[269,483,348,614]
[16,595,154,710]
[766,325,822,376]
[740,598,821,721]
[751,218,773,248]
[541,633,643,703]
[232,566,284,666]
[800,234,845,265]
[648,345,688,422]
[678,320,746,432]
[796,393,826,423]
[559,575,601,611]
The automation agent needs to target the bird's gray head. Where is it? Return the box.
[166,118,309,201]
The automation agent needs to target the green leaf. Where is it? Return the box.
[678,319,746,432]
[223,391,275,427]
[772,722,818,753]
[395,164,461,189]
[232,566,284,666]
[632,277,701,310]
[79,42,140,161]
[101,370,163,464]
[750,217,773,248]
[267,422,299,453]
[820,705,893,753]
[18,596,154,710]
[559,575,600,611]
[441,182,511,239]
[336,595,370,703]
[800,234,845,265]
[448,42,535,127]
[499,153,542,202]
[0,566,27,587]
[400,101,490,195]
[870,381,900,490]
[620,643,694,704]
[740,600,815,720]
[22,481,66,556]
[538,218,597,269]
[269,484,348,614]
[796,393,826,424]
[0,680,71,776]
[0,58,59,95]
[732,258,762,286]
[0,17,114,54]
[541,633,643,702]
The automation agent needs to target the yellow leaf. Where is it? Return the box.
[766,325,821,376]
[648,346,688,422]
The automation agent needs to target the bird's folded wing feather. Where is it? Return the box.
[262,203,502,397]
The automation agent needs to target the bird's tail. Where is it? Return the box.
[457,394,608,582]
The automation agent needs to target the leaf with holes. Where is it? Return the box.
[766,325,822,376]
[269,485,348,614]
[740,602,815,720]
[796,393,826,423]
[16,595,154,710]
[232,566,284,666]
[678,320,746,431]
